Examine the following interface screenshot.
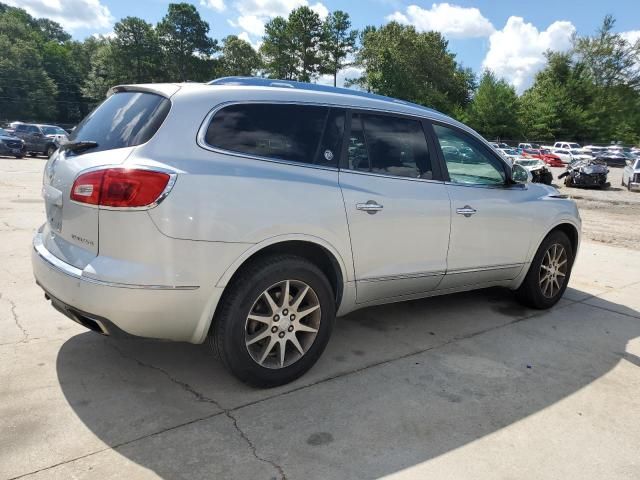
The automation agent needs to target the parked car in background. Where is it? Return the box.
[595,151,628,167]
[491,142,510,149]
[622,158,640,191]
[538,149,564,167]
[518,143,540,150]
[570,149,593,161]
[13,123,68,157]
[583,145,605,155]
[522,148,564,167]
[31,78,581,387]
[513,158,553,185]
[553,149,574,164]
[559,159,609,189]
[4,121,23,135]
[0,127,25,158]
[554,141,581,150]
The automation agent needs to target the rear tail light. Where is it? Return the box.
[71,168,172,208]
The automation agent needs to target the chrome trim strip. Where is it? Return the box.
[33,233,199,291]
[446,263,523,275]
[359,271,445,283]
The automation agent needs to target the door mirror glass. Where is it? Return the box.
[512,164,532,183]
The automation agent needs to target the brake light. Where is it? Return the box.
[71,168,171,208]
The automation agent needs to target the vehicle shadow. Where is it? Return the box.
[56,287,640,478]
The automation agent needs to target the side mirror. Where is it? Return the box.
[512,164,532,184]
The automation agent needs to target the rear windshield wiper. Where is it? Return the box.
[60,140,99,154]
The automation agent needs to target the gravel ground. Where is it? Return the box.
[548,165,640,250]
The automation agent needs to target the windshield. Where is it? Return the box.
[502,149,518,155]
[69,91,170,153]
[41,126,67,135]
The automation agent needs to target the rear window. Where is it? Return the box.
[69,91,170,153]
[204,103,336,166]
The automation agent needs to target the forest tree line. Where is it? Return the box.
[1,2,639,143]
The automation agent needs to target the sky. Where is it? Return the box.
[8,0,640,93]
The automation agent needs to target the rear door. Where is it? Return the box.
[339,112,450,303]
[41,90,171,269]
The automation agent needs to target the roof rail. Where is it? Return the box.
[207,76,442,116]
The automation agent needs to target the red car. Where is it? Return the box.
[523,148,564,167]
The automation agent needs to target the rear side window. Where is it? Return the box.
[69,91,170,153]
[205,103,333,165]
[348,113,432,179]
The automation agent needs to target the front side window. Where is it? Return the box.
[205,103,332,165]
[433,124,506,186]
[347,113,432,179]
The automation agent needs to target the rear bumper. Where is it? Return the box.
[32,231,223,343]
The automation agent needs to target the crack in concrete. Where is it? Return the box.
[7,297,28,342]
[108,343,287,480]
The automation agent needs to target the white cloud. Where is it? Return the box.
[317,66,364,88]
[386,3,495,38]
[482,16,575,93]
[5,0,113,31]
[238,31,263,50]
[309,2,328,19]
[200,0,226,12]
[621,30,640,45]
[230,0,328,39]
[237,15,265,36]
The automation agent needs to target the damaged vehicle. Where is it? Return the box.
[558,159,610,189]
[513,158,553,185]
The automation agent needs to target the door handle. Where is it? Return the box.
[456,205,477,217]
[356,201,384,214]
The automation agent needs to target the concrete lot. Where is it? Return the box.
[1,157,639,479]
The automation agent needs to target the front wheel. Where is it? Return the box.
[515,230,574,309]
[210,255,335,387]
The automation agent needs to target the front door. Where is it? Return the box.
[340,112,451,303]
[430,123,533,289]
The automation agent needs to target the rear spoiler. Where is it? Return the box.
[108,83,182,99]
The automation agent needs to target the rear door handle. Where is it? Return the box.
[356,201,384,214]
[456,205,477,217]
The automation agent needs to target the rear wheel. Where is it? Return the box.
[46,144,56,158]
[210,254,335,387]
[515,230,574,309]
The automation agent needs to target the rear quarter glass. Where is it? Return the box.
[69,92,170,154]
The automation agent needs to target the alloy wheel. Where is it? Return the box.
[244,279,321,369]
[539,243,568,298]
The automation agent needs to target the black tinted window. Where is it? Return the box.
[347,114,369,170]
[205,103,329,165]
[350,114,432,179]
[69,91,170,153]
[315,108,345,166]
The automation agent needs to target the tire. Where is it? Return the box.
[14,155,24,159]
[28,152,38,157]
[46,145,56,158]
[210,254,335,387]
[515,230,574,309]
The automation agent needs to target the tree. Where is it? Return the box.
[112,17,162,84]
[466,71,521,139]
[218,35,262,77]
[353,22,474,114]
[518,52,596,142]
[260,16,295,79]
[157,3,216,81]
[320,11,357,87]
[286,6,324,81]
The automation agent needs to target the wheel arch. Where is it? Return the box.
[216,235,350,310]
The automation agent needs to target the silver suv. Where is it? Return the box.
[32,78,581,387]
